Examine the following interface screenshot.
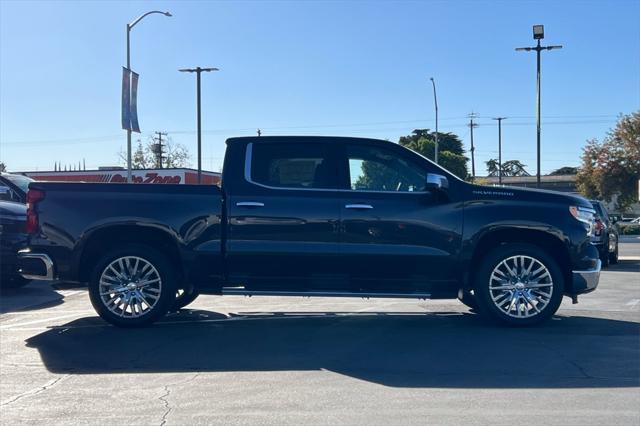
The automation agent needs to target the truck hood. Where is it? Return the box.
[466,183,592,208]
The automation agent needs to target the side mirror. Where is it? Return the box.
[425,173,449,191]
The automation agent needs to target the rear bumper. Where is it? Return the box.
[571,259,601,295]
[17,249,54,281]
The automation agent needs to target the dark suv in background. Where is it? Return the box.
[590,200,619,267]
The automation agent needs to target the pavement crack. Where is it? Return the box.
[0,375,68,407]
[158,373,200,426]
[158,386,172,426]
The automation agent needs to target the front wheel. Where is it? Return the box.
[88,245,177,327]
[474,244,564,326]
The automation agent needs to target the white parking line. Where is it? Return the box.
[625,299,640,308]
[0,313,87,330]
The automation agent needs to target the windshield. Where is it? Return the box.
[3,174,33,194]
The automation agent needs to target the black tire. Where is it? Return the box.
[599,247,610,268]
[609,243,619,265]
[457,289,478,311]
[0,274,30,289]
[170,287,200,311]
[88,244,177,327]
[474,243,564,326]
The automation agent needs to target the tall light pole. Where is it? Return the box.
[179,67,219,184]
[429,77,439,164]
[516,24,562,188]
[492,117,507,185]
[125,10,172,183]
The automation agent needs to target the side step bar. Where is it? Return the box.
[221,288,432,299]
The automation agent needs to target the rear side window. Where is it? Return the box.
[250,143,338,189]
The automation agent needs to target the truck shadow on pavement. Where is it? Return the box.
[25,309,640,389]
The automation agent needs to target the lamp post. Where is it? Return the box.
[429,77,439,164]
[492,117,507,185]
[125,10,172,183]
[179,67,219,184]
[516,25,562,188]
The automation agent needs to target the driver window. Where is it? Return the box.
[347,145,426,192]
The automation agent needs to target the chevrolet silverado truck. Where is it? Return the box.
[19,136,601,327]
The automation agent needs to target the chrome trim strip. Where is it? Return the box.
[236,201,265,207]
[221,288,432,299]
[572,259,602,275]
[17,249,54,281]
[345,204,373,209]
[243,142,430,195]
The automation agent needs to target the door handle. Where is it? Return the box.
[236,202,265,207]
[345,204,373,209]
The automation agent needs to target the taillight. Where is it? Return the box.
[26,189,45,234]
[594,218,604,236]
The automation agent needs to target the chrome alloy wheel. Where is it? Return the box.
[488,255,553,318]
[98,256,162,318]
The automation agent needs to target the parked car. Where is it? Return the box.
[0,200,29,289]
[19,136,601,327]
[0,173,33,203]
[589,200,619,267]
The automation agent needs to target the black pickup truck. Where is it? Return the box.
[19,136,601,327]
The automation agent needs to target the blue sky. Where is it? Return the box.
[1,0,638,175]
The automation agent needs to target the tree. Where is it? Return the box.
[399,129,469,179]
[485,159,530,176]
[0,162,6,173]
[119,135,191,169]
[577,111,640,212]
[550,166,578,175]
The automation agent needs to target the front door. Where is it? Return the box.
[338,143,462,296]
[226,140,345,291]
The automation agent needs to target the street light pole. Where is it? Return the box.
[179,67,219,184]
[125,10,172,183]
[516,25,562,188]
[492,117,507,185]
[429,77,439,164]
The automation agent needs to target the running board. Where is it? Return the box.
[220,288,432,299]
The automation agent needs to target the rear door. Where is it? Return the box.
[337,142,462,296]
[226,140,346,291]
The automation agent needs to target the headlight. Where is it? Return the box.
[569,205,596,236]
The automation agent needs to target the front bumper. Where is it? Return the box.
[572,259,601,294]
[17,249,55,281]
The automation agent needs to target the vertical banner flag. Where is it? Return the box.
[121,67,141,133]
[130,71,140,133]
[121,67,131,130]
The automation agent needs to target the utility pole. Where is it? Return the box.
[492,117,507,185]
[468,113,479,181]
[152,131,168,168]
[516,25,562,188]
[429,77,439,164]
[179,66,219,184]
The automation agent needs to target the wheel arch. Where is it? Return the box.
[466,227,571,291]
[77,224,184,283]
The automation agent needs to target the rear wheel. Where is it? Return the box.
[88,244,177,327]
[474,243,564,326]
[457,289,478,311]
[170,287,200,311]
[599,247,610,268]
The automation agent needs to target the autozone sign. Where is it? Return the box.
[23,169,221,185]
[109,172,182,184]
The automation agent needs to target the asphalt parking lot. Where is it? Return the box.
[1,239,639,425]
